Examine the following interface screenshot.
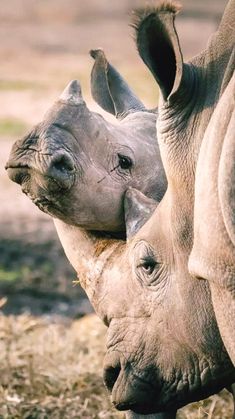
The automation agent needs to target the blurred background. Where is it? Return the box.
[0,1,233,418]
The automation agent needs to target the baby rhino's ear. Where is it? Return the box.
[90,49,145,119]
[124,188,158,239]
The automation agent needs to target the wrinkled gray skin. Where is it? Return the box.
[6,49,166,234]
[132,0,235,365]
[5,2,235,417]
[52,1,235,415]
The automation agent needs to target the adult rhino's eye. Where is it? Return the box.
[118,153,133,170]
[141,259,156,275]
[133,241,161,287]
[139,257,157,276]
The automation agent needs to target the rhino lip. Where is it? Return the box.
[104,351,157,414]
[5,161,30,170]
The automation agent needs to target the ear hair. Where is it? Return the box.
[131,1,183,101]
[131,1,182,33]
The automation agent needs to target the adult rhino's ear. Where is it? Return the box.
[124,188,158,240]
[132,3,183,101]
[90,49,145,119]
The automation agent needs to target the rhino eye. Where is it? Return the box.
[141,258,157,275]
[118,153,133,170]
[138,257,157,276]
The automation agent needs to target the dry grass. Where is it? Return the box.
[0,313,233,419]
[0,313,123,418]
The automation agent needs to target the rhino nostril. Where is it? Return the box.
[50,153,75,174]
[103,364,121,392]
[6,167,30,186]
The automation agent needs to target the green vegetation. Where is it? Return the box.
[0,117,28,137]
[0,79,44,92]
[0,267,24,282]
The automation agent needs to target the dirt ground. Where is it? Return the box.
[0,0,233,418]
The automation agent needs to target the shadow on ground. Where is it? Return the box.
[0,236,92,319]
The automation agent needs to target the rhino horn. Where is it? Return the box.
[59,80,84,105]
[124,187,158,239]
[90,49,145,119]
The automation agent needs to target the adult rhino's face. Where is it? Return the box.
[6,49,166,233]
[83,187,234,414]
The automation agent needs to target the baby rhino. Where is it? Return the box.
[7,49,166,234]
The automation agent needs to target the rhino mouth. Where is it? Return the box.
[103,351,158,414]
[6,150,76,193]
[103,347,235,414]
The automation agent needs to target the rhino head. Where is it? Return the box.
[6,50,166,233]
[51,2,235,415]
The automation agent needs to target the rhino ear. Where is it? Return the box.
[90,49,145,119]
[60,80,84,105]
[132,3,183,101]
[124,187,158,239]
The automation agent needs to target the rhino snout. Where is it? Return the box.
[47,151,76,189]
[6,150,76,191]
[103,351,156,414]
[6,164,30,186]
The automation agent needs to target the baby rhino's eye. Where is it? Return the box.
[118,153,133,170]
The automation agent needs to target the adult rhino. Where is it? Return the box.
[6,49,166,234]
[132,0,235,365]
[49,0,235,415]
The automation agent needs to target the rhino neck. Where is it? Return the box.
[53,218,124,299]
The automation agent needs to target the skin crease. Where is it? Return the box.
[5,2,235,417]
